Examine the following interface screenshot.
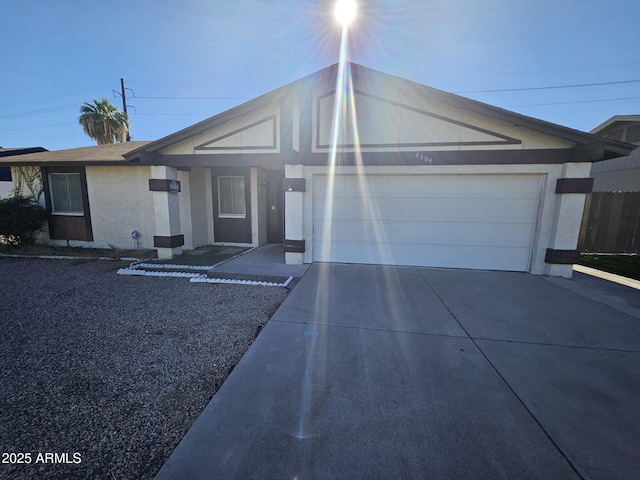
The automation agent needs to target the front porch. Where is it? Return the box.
[149,166,285,260]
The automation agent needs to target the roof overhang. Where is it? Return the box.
[0,142,150,166]
[590,115,640,134]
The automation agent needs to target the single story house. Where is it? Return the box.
[589,115,640,191]
[1,63,634,277]
[3,142,156,250]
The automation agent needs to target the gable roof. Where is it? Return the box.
[0,141,149,166]
[590,115,640,134]
[125,62,634,163]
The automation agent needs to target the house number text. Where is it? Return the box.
[415,152,433,164]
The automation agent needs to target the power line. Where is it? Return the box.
[135,113,210,116]
[134,96,250,100]
[0,122,76,133]
[0,104,79,120]
[457,61,640,79]
[456,78,640,94]
[505,95,640,108]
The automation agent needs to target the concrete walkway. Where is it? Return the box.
[156,264,640,479]
[210,244,310,278]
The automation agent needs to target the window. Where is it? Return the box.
[218,176,246,217]
[49,173,84,215]
[0,167,11,182]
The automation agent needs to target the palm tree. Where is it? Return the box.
[78,98,129,145]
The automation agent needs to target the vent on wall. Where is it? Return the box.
[602,123,640,144]
[606,128,624,141]
[625,124,640,143]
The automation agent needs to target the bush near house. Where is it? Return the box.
[0,195,47,246]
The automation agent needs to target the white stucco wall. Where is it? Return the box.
[0,181,12,199]
[178,170,193,250]
[85,166,156,250]
[285,162,589,277]
[188,167,214,248]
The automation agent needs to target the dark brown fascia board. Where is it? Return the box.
[137,146,608,168]
[0,147,47,157]
[0,161,141,167]
[294,148,583,166]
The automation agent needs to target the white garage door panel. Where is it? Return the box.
[315,174,541,199]
[313,241,532,271]
[316,219,535,248]
[313,174,541,272]
[314,197,539,223]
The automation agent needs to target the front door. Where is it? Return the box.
[266,169,284,243]
[212,168,252,243]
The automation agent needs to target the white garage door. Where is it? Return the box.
[313,174,541,271]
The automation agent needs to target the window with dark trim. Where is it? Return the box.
[49,173,84,215]
[218,176,246,218]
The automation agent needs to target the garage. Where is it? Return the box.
[313,173,542,271]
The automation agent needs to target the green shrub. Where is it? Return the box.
[0,195,47,246]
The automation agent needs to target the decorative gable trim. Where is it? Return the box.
[195,115,277,151]
[315,89,522,150]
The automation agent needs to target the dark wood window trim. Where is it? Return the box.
[42,166,93,241]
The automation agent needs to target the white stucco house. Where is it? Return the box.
[0,63,634,277]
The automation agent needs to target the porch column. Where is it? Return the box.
[284,164,305,265]
[150,166,183,260]
[545,162,592,277]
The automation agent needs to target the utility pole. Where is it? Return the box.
[120,78,130,142]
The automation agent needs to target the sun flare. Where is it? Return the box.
[334,0,357,26]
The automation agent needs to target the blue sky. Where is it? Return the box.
[2,0,640,150]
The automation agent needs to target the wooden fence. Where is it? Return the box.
[578,192,640,253]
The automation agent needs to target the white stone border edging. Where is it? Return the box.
[116,268,204,278]
[116,266,293,287]
[191,275,293,287]
[134,262,214,271]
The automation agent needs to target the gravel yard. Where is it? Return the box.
[0,257,289,479]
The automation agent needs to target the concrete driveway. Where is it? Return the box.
[156,264,640,480]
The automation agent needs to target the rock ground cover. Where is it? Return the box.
[0,257,288,479]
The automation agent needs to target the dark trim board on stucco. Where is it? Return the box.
[545,248,580,264]
[555,178,594,194]
[283,178,305,192]
[283,239,305,253]
[149,179,181,193]
[137,147,615,170]
[154,235,185,248]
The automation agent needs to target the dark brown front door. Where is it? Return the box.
[212,168,252,243]
[266,169,284,243]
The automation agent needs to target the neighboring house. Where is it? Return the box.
[0,142,154,250]
[1,64,633,277]
[589,115,640,191]
[0,147,47,198]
